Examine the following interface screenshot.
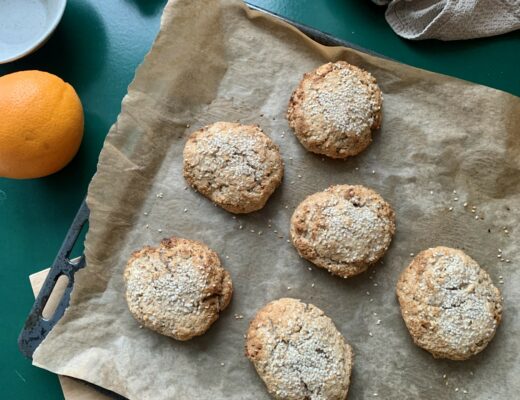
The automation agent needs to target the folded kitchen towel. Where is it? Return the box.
[372,0,520,40]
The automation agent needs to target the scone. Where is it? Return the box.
[124,237,232,340]
[290,184,395,278]
[287,61,382,158]
[183,122,284,213]
[246,298,353,400]
[396,247,503,360]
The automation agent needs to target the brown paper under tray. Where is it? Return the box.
[32,0,520,398]
[29,269,109,400]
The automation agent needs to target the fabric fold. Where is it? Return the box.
[376,0,520,40]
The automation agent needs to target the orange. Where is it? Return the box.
[0,70,84,179]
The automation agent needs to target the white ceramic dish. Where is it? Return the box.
[0,0,67,64]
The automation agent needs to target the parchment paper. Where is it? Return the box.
[32,0,520,398]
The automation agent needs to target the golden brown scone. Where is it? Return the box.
[287,61,382,159]
[124,237,232,341]
[290,185,395,278]
[396,247,503,360]
[245,298,353,400]
[183,122,284,213]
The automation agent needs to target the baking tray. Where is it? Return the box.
[18,3,389,398]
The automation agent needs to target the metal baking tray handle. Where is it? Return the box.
[18,200,90,359]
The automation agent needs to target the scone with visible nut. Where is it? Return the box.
[124,237,232,341]
[246,298,353,400]
[290,184,395,278]
[396,247,503,360]
[183,122,284,213]
[287,61,382,158]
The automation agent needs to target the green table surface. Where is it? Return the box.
[0,0,519,398]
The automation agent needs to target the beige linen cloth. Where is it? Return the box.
[375,0,520,40]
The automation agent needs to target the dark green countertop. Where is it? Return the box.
[0,1,518,398]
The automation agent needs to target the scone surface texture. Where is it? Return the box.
[245,298,353,400]
[183,121,283,213]
[290,184,395,278]
[287,61,382,158]
[124,237,232,341]
[396,246,502,360]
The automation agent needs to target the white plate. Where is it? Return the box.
[0,0,67,64]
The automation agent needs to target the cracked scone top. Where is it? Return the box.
[124,237,232,341]
[291,185,395,278]
[246,298,353,400]
[397,247,503,360]
[287,61,382,159]
[183,122,284,213]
